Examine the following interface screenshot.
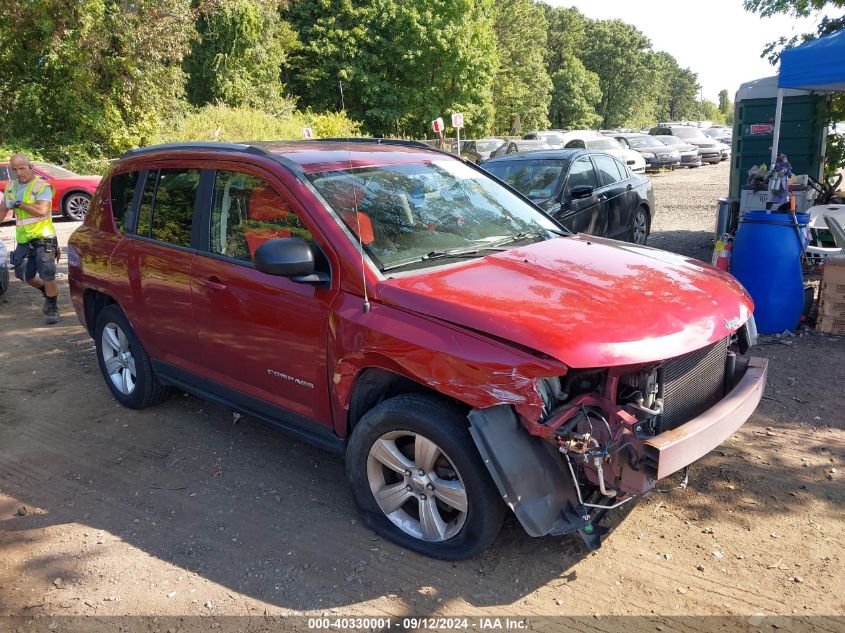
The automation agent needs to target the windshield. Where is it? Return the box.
[586,138,622,150]
[538,133,565,145]
[476,140,504,152]
[671,127,708,141]
[656,135,686,147]
[307,160,562,273]
[483,159,569,200]
[618,136,654,149]
[705,128,730,138]
[34,162,78,178]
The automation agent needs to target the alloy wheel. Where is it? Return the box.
[101,322,137,395]
[633,209,648,245]
[65,194,91,221]
[366,430,468,542]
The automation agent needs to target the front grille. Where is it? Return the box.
[658,338,729,432]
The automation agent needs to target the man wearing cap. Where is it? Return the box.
[0,153,60,323]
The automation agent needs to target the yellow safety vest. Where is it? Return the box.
[5,178,55,243]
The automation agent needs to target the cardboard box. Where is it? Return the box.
[817,260,845,334]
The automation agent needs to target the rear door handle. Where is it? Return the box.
[199,276,227,291]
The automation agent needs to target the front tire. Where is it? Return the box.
[346,394,504,560]
[63,192,92,221]
[94,305,169,409]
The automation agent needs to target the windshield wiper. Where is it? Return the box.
[380,230,567,273]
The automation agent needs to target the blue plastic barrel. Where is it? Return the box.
[730,211,806,334]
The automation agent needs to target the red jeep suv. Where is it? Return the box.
[68,140,767,560]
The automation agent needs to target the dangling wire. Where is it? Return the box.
[340,80,370,314]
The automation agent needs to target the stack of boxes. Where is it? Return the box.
[818,259,845,334]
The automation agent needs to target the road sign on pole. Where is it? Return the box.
[451,113,464,129]
[431,117,444,134]
[302,127,313,139]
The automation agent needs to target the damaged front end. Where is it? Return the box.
[468,320,768,549]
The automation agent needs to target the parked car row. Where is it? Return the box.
[455,123,730,172]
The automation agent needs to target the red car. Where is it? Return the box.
[68,140,767,559]
[0,162,101,221]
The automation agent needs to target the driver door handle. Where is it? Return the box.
[199,276,227,292]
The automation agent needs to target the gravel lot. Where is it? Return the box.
[1,161,843,626]
[648,162,726,261]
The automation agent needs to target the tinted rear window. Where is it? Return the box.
[150,169,200,247]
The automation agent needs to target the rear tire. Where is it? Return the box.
[630,206,650,245]
[94,305,169,409]
[346,394,504,560]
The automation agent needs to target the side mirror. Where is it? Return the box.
[570,185,594,199]
[254,237,329,284]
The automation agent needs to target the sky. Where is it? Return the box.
[546,0,830,102]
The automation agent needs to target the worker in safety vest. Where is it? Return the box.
[0,153,60,323]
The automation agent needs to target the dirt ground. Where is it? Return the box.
[1,162,844,622]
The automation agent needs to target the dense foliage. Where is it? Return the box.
[184,0,298,113]
[285,0,498,137]
[490,0,552,134]
[0,0,730,171]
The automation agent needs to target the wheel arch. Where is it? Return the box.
[345,367,470,437]
[83,289,117,337]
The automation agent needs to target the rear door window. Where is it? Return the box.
[133,169,200,247]
[593,155,625,187]
[565,139,586,149]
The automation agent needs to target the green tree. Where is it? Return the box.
[184,0,298,113]
[581,20,657,128]
[718,89,734,125]
[490,0,551,133]
[0,0,194,160]
[286,0,498,137]
[548,54,601,129]
[697,99,726,125]
[650,52,699,122]
[718,89,730,114]
[544,5,601,129]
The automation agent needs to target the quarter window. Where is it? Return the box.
[210,171,312,262]
[109,171,139,234]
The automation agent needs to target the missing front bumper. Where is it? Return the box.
[643,357,768,479]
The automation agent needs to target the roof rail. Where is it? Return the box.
[120,142,276,160]
[316,137,432,150]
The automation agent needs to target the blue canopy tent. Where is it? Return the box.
[771,28,845,165]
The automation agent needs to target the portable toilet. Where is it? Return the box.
[729,75,827,200]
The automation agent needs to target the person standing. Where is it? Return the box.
[0,153,60,323]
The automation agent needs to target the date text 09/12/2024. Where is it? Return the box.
[307,617,528,630]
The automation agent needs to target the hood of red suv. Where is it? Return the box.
[377,235,753,368]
